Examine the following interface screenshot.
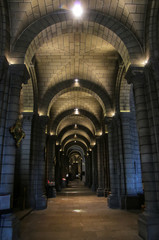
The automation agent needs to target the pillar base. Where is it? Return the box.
[138,212,159,240]
[96,188,104,197]
[35,195,47,210]
[47,187,56,198]
[104,188,109,197]
[120,195,142,209]
[91,184,96,192]
[107,194,119,208]
[0,213,19,240]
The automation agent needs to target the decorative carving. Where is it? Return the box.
[10,119,25,147]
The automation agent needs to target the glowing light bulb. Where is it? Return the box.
[74,108,79,115]
[72,2,83,18]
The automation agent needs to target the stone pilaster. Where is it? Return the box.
[126,65,159,240]
[30,114,48,210]
[96,136,104,197]
[0,63,29,240]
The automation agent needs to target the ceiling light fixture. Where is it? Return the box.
[74,108,79,115]
[72,2,83,18]
[74,78,79,82]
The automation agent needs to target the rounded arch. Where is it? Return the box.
[57,124,95,142]
[41,79,112,116]
[50,109,101,134]
[64,140,88,152]
[12,10,143,68]
[64,141,87,155]
[68,150,83,159]
[56,115,96,136]
[61,134,90,149]
[67,145,85,157]
[60,130,92,146]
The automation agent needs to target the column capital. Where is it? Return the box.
[10,64,30,84]
[38,115,49,129]
[32,114,49,129]
[125,65,145,85]
[104,116,113,124]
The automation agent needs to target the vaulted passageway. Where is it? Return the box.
[1,1,159,240]
[20,180,141,240]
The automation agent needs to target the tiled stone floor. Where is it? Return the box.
[20,180,142,240]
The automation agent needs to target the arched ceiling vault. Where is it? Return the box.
[61,134,90,149]
[49,90,103,123]
[6,1,148,155]
[67,146,85,157]
[60,130,92,146]
[55,115,96,136]
[46,85,107,117]
[11,11,144,67]
[57,124,95,142]
[49,109,101,135]
[64,141,87,154]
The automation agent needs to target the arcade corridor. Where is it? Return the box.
[20,180,142,240]
[1,1,159,240]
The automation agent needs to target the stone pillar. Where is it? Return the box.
[126,65,159,240]
[45,135,56,197]
[30,114,48,210]
[55,146,62,192]
[96,136,104,197]
[107,117,121,208]
[46,135,56,182]
[120,112,143,209]
[103,133,110,197]
[85,154,89,186]
[91,145,97,191]
[88,151,92,188]
[0,62,29,240]
[13,112,33,209]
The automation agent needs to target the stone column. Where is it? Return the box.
[107,117,121,208]
[88,151,92,188]
[45,135,56,197]
[103,133,110,197]
[125,65,159,240]
[55,146,62,192]
[96,136,104,197]
[91,145,97,191]
[85,154,89,186]
[47,135,56,182]
[0,63,29,240]
[120,112,143,209]
[30,114,48,210]
[14,112,33,209]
